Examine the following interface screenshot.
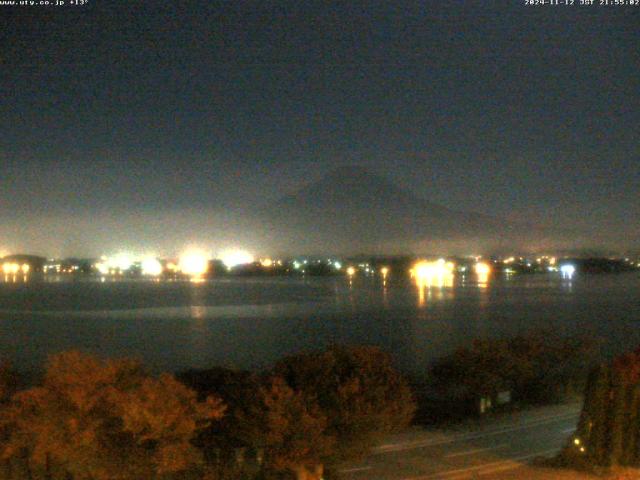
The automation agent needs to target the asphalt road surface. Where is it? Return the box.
[338,402,581,480]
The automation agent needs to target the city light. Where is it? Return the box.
[220,250,254,269]
[179,251,209,277]
[110,253,133,272]
[95,262,109,275]
[260,258,274,267]
[411,259,454,279]
[346,266,356,276]
[560,264,576,279]
[94,253,135,275]
[474,262,491,287]
[166,262,179,273]
[380,266,389,277]
[141,257,163,276]
[410,260,454,306]
[411,259,455,289]
[6,263,19,275]
[474,262,491,275]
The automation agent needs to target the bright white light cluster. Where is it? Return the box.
[412,259,455,279]
[95,253,134,275]
[179,251,209,276]
[560,264,576,278]
[141,257,163,276]
[219,250,254,269]
[95,253,164,276]
[95,250,217,278]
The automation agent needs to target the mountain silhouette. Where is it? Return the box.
[251,166,545,255]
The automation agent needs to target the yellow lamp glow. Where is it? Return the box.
[166,262,179,272]
[475,262,491,287]
[411,259,454,290]
[413,259,454,279]
[141,257,163,276]
[95,262,109,275]
[475,262,491,275]
[179,251,209,276]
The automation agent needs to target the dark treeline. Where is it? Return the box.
[418,330,599,423]
[571,258,638,274]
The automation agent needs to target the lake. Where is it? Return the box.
[0,272,639,375]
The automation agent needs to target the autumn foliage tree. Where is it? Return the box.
[0,361,19,404]
[0,347,414,480]
[0,351,224,480]
[184,346,415,480]
[265,345,416,477]
[236,377,334,480]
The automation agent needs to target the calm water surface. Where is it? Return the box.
[0,273,638,375]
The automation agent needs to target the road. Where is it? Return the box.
[338,402,582,480]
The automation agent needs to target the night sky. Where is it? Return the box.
[1,1,638,257]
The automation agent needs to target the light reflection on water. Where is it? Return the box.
[2,275,29,283]
[0,274,638,374]
[414,273,455,308]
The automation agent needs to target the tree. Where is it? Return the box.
[236,376,333,480]
[181,367,336,479]
[274,345,416,463]
[562,346,640,468]
[430,332,598,407]
[430,338,513,399]
[511,332,598,402]
[180,347,414,479]
[118,373,224,475]
[0,351,224,480]
[0,362,19,478]
[0,361,19,404]
[178,367,262,477]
